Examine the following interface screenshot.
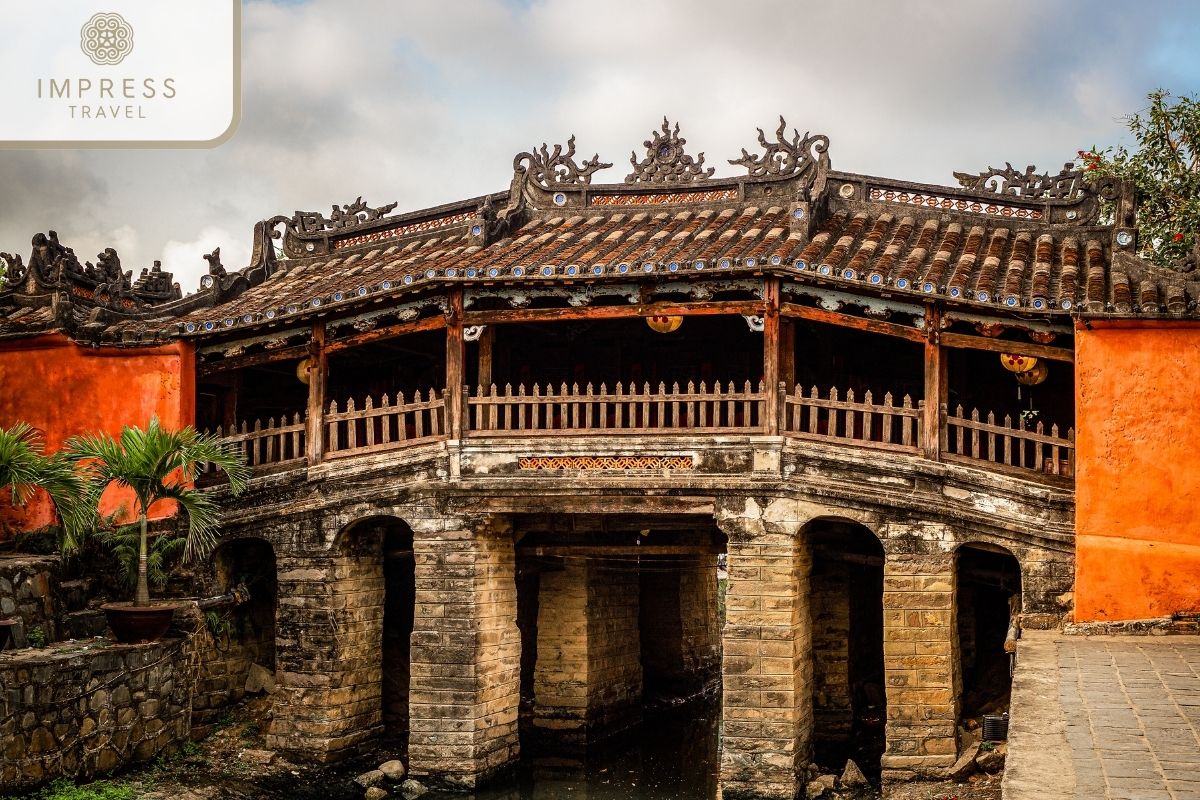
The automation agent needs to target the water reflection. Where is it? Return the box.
[430,699,721,800]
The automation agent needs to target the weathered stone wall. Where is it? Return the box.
[880,523,960,778]
[0,555,62,646]
[810,559,852,741]
[640,555,721,700]
[534,558,641,741]
[678,555,721,692]
[585,562,641,729]
[0,638,195,791]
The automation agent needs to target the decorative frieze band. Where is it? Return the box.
[517,455,695,470]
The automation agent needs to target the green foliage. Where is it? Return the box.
[66,417,249,603]
[1082,89,1200,269]
[180,740,199,757]
[27,625,47,648]
[204,610,234,640]
[1,779,137,800]
[103,525,186,591]
[67,418,250,562]
[0,423,91,555]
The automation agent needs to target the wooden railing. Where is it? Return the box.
[212,414,306,468]
[325,390,446,458]
[465,381,767,435]
[781,386,920,454]
[211,382,1075,485]
[943,405,1075,478]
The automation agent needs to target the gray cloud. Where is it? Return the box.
[0,0,1195,292]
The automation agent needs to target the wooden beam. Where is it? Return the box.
[763,278,782,435]
[516,545,725,557]
[462,300,765,326]
[780,299,1075,363]
[940,331,1074,364]
[325,315,447,354]
[923,305,946,462]
[446,288,465,439]
[197,343,310,377]
[780,302,925,343]
[305,322,327,465]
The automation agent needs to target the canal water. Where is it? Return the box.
[443,700,722,800]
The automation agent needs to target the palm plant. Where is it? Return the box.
[67,417,249,606]
[0,422,89,554]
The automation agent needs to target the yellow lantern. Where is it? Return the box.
[646,315,683,334]
[1000,353,1037,373]
[296,356,313,385]
[1015,361,1049,386]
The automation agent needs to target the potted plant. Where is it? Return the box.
[67,417,248,643]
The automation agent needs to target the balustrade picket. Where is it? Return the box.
[943,405,1074,479]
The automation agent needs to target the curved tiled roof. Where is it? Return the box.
[4,118,1198,344]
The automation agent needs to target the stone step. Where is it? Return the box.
[64,608,109,640]
[59,578,98,612]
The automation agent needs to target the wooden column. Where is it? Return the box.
[478,325,494,388]
[763,278,782,435]
[306,322,327,465]
[922,304,946,461]
[780,317,796,391]
[446,288,465,439]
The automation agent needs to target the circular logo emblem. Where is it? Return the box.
[80,12,134,65]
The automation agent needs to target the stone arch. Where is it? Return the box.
[954,542,1021,722]
[333,513,417,747]
[801,516,887,776]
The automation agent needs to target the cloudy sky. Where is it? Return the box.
[2,0,1198,292]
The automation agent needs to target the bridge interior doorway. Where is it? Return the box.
[808,520,886,777]
[956,544,1021,721]
[336,516,416,751]
[513,513,725,758]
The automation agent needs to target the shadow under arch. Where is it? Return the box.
[954,541,1021,722]
[801,516,886,778]
[196,537,277,732]
[335,514,416,749]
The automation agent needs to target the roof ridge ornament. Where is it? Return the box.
[729,116,830,180]
[284,196,400,236]
[953,162,1088,200]
[514,136,612,188]
[625,117,714,184]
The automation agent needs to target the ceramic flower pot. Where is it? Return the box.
[101,602,178,643]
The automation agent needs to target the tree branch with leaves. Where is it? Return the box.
[0,422,90,555]
[1081,89,1200,270]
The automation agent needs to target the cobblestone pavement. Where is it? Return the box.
[1004,631,1200,800]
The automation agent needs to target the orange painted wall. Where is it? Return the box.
[0,334,194,536]
[1075,320,1200,621]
